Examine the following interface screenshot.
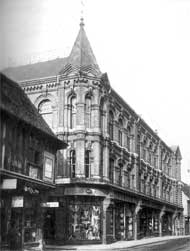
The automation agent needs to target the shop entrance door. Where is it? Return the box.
[11,208,22,235]
[9,208,22,249]
[43,209,56,244]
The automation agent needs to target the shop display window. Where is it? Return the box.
[153,217,159,232]
[125,208,133,240]
[24,208,37,242]
[107,207,114,236]
[68,202,101,241]
[115,206,125,240]
[23,198,40,244]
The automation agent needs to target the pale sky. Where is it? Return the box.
[0,0,190,184]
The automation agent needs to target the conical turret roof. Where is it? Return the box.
[60,18,101,77]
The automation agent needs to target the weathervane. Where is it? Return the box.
[81,0,84,19]
[80,0,85,26]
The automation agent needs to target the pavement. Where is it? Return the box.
[45,235,190,250]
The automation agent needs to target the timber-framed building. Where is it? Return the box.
[3,19,183,244]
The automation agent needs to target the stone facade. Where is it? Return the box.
[3,19,183,244]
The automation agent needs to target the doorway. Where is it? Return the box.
[43,209,56,243]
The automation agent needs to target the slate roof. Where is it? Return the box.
[170,145,182,160]
[3,57,67,82]
[0,73,66,148]
[60,18,101,77]
[182,182,190,198]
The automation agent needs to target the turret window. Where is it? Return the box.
[100,99,105,132]
[85,96,91,128]
[70,96,76,129]
[85,150,91,178]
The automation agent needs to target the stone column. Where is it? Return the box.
[76,86,85,130]
[76,103,85,129]
[58,85,64,128]
[102,197,111,244]
[76,135,85,178]
[133,200,142,240]
[159,206,165,237]
[132,155,138,191]
[91,141,101,179]
[172,210,178,236]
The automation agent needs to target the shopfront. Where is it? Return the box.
[65,196,102,243]
[0,178,49,250]
[139,208,159,238]
[162,212,172,236]
[114,203,133,241]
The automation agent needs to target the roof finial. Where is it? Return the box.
[80,0,85,27]
[80,17,84,27]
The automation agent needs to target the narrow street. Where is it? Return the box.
[125,237,190,251]
[43,237,190,251]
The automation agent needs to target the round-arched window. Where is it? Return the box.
[38,99,53,128]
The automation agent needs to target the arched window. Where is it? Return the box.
[70,150,76,178]
[70,96,76,129]
[109,111,114,140]
[38,99,52,128]
[118,119,123,146]
[85,95,91,128]
[85,150,91,178]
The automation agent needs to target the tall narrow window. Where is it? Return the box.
[137,134,140,156]
[85,96,91,128]
[148,151,152,164]
[109,158,114,183]
[38,99,53,128]
[154,156,157,168]
[127,126,131,151]
[142,141,146,160]
[118,163,123,186]
[109,111,114,140]
[70,150,76,178]
[118,119,123,146]
[70,96,76,129]
[100,99,104,132]
[85,150,91,178]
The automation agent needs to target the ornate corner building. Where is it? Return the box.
[3,19,183,244]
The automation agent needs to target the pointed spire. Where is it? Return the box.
[60,18,101,77]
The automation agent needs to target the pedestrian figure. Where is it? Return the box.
[8,222,21,251]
